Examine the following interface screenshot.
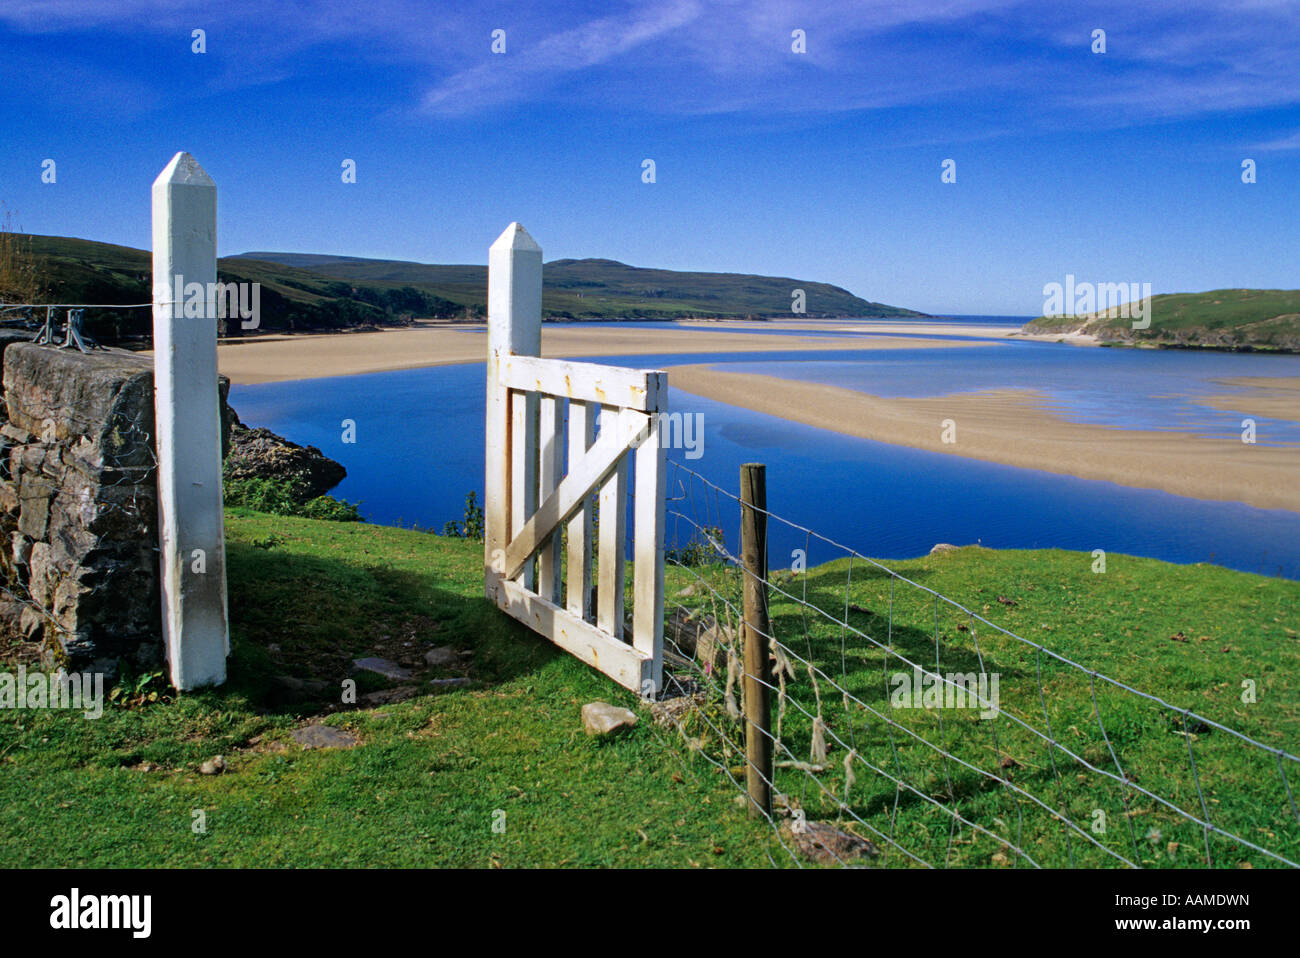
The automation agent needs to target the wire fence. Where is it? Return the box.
[650,458,1300,869]
[0,301,161,658]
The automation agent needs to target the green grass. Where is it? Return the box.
[240,251,926,320]
[664,547,1300,868]
[1026,288,1300,350]
[0,511,777,868]
[2,516,1296,868]
[9,234,923,342]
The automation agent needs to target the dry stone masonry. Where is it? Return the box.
[0,336,231,677]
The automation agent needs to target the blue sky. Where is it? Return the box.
[0,0,1296,314]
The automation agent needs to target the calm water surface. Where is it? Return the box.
[230,326,1300,579]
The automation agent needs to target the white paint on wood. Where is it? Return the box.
[537,395,563,603]
[485,222,541,600]
[596,404,628,639]
[632,372,667,697]
[151,151,229,690]
[509,389,537,590]
[500,355,664,412]
[483,221,665,698]
[501,407,647,579]
[565,399,595,621]
[495,578,653,693]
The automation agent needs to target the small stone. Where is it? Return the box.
[581,702,639,736]
[359,686,417,706]
[274,675,305,691]
[291,724,358,749]
[352,656,413,681]
[423,646,459,668]
[429,677,471,690]
[780,820,879,865]
[199,755,225,775]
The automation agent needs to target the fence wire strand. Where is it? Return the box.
[651,458,1300,869]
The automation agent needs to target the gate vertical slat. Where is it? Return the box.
[596,404,627,637]
[509,390,537,590]
[632,381,667,697]
[565,400,596,621]
[537,395,564,604]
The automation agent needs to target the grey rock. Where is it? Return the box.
[352,657,412,681]
[423,646,459,668]
[665,609,734,677]
[929,543,959,555]
[581,701,639,736]
[291,725,358,749]
[199,755,226,775]
[781,820,880,865]
[224,422,346,500]
[429,677,471,690]
[359,686,418,706]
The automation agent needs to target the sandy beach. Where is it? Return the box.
[209,320,1297,513]
[667,364,1300,513]
[213,320,997,385]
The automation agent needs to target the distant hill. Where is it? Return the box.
[3,235,923,342]
[1024,289,1300,351]
[9,235,462,341]
[238,251,926,321]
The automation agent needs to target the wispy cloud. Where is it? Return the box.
[1253,131,1300,152]
[2,0,1298,132]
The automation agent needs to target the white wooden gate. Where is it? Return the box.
[484,223,665,696]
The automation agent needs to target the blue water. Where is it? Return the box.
[722,341,1300,443]
[230,340,1300,580]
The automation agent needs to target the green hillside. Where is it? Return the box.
[1,234,923,343]
[6,235,461,341]
[1025,288,1300,351]
[239,251,925,320]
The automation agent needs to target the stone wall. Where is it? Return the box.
[0,337,229,678]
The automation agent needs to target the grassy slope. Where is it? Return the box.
[669,548,1299,868]
[234,252,925,319]
[0,511,777,867]
[17,236,461,337]
[1,516,1295,868]
[8,235,922,337]
[1025,288,1300,350]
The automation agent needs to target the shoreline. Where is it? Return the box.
[666,364,1300,514]
[211,319,1003,385]
[207,320,1298,513]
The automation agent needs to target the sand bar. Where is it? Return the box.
[212,320,996,385]
[666,364,1300,513]
[1197,377,1300,423]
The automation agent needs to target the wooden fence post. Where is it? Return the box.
[151,151,229,690]
[740,462,773,819]
[485,223,542,601]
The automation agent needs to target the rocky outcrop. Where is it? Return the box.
[224,414,345,500]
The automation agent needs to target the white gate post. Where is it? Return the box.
[485,222,542,601]
[152,151,230,689]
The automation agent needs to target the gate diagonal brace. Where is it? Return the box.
[498,406,648,581]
